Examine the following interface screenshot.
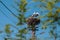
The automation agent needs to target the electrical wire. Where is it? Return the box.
[0,0,18,17]
[0,8,17,24]
[0,9,19,30]
[0,0,20,30]
[12,5,20,12]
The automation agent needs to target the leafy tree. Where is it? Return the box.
[4,0,60,40]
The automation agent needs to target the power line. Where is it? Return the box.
[0,0,19,30]
[0,0,18,17]
[0,9,19,30]
[3,0,20,17]
[0,0,19,26]
[12,5,20,12]
[10,24,19,30]
[0,8,17,24]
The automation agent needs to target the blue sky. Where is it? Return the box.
[0,0,60,40]
[0,0,19,40]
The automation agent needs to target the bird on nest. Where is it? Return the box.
[26,12,40,26]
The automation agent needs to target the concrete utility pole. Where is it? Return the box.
[31,28,36,40]
[26,12,40,40]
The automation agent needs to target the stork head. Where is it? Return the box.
[32,12,40,17]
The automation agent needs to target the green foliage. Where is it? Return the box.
[49,25,57,40]
[32,0,60,40]
[19,0,27,12]
[3,0,60,40]
[17,14,26,25]
[17,0,27,25]
[18,28,28,34]
[16,28,28,40]
[47,12,53,18]
[55,0,60,2]
[46,2,55,10]
[50,30,54,37]
[17,14,24,25]
[56,8,60,13]
[5,24,11,34]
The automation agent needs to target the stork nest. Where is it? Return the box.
[26,17,40,26]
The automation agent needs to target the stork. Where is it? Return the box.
[26,12,40,40]
[26,12,40,26]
